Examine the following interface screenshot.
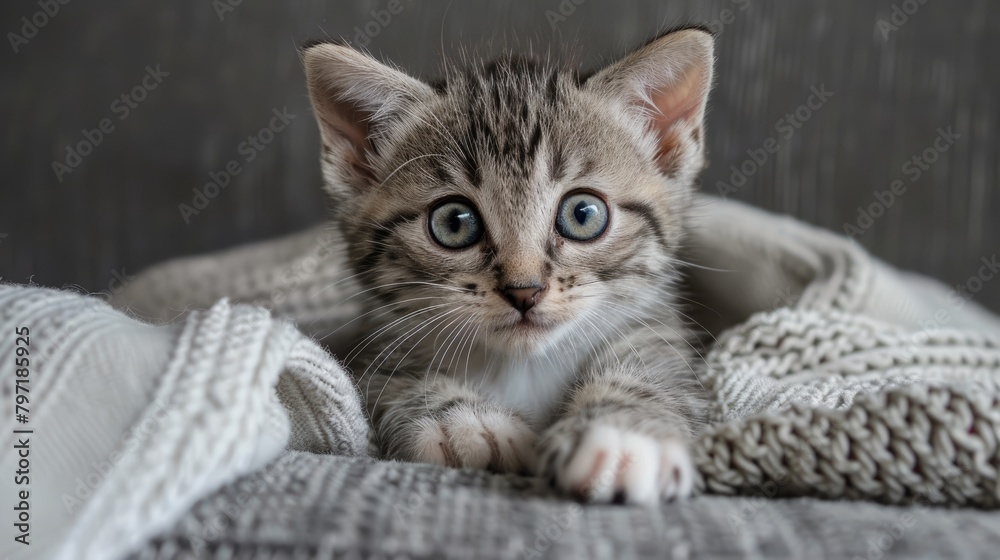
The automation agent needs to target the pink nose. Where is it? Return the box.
[502,285,546,313]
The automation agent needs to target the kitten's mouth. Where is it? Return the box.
[497,314,552,333]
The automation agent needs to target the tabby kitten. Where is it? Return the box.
[303,27,714,504]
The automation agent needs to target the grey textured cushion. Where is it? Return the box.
[132,452,1000,560]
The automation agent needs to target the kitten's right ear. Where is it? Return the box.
[303,42,434,190]
[584,28,714,179]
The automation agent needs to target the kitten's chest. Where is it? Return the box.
[463,351,581,424]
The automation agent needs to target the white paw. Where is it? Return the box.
[551,424,694,505]
[409,405,536,474]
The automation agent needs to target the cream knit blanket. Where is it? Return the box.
[108,195,1000,507]
[0,287,368,560]
[109,194,1000,507]
[3,195,999,557]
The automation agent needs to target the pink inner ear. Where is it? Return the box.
[644,65,707,172]
[320,97,377,181]
[648,71,703,130]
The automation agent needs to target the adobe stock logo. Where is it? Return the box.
[546,0,587,29]
[876,0,931,40]
[843,126,960,238]
[213,0,244,21]
[717,84,834,198]
[51,65,170,183]
[705,0,750,37]
[7,0,73,54]
[178,107,297,224]
[351,0,415,47]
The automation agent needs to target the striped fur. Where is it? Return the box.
[304,27,715,504]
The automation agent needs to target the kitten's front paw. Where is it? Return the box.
[539,423,695,505]
[408,404,536,474]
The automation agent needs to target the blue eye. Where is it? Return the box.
[556,193,608,241]
[429,200,484,248]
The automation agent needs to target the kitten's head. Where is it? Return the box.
[303,28,713,357]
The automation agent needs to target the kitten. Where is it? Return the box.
[303,26,714,504]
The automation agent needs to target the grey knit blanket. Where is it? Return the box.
[4,195,999,558]
[111,195,1000,508]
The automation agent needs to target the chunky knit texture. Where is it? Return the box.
[111,195,1000,510]
[5,195,999,558]
[680,198,1000,507]
[695,309,1000,506]
[0,286,367,560]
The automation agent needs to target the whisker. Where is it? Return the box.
[346,303,454,364]
[374,306,468,408]
[367,307,464,408]
[669,256,737,274]
[377,153,447,188]
[318,295,451,337]
[448,316,480,385]
[598,300,708,391]
[426,312,474,384]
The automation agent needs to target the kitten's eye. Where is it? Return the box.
[429,200,484,249]
[555,192,608,241]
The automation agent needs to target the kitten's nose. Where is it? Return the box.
[502,284,546,314]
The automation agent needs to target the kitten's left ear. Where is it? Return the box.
[303,42,435,196]
[585,27,714,178]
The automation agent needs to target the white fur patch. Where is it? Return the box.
[459,348,583,423]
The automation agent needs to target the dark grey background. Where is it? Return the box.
[1,0,998,311]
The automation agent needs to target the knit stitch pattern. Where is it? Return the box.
[109,195,1000,509]
[6,195,1000,558]
[695,308,1000,506]
[0,286,367,560]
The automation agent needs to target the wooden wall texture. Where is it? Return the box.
[1,0,998,311]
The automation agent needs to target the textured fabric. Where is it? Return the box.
[6,195,1000,558]
[679,200,1000,506]
[695,308,1000,506]
[0,285,367,560]
[110,224,360,349]
[112,195,1000,508]
[130,452,1000,560]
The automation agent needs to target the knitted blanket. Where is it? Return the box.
[110,194,1000,508]
[3,195,999,558]
[0,287,368,560]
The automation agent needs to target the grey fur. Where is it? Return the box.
[303,27,716,503]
